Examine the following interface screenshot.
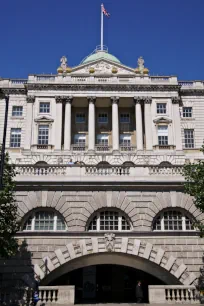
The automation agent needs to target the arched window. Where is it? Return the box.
[153,210,194,231]
[88,210,131,231]
[23,210,66,231]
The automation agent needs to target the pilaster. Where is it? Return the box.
[144,97,153,150]
[55,96,63,150]
[172,97,182,150]
[24,96,35,150]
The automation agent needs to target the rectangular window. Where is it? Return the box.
[39,102,50,113]
[157,103,166,114]
[76,113,85,123]
[120,113,130,123]
[97,134,108,145]
[158,125,168,146]
[120,134,131,146]
[38,125,49,145]
[74,134,86,145]
[98,113,108,123]
[183,107,192,118]
[12,106,23,117]
[184,129,194,148]
[10,128,21,147]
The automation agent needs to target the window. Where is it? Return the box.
[74,134,86,145]
[158,125,168,146]
[12,106,23,117]
[120,134,131,146]
[39,102,50,113]
[157,103,166,114]
[88,210,131,231]
[23,211,66,231]
[98,113,108,123]
[184,129,194,148]
[153,210,194,231]
[38,125,49,145]
[183,107,192,118]
[10,128,21,147]
[97,134,108,145]
[120,113,130,123]
[76,113,85,123]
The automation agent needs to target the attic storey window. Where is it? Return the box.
[157,103,166,114]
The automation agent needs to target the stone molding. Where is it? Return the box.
[1,88,26,95]
[34,237,197,286]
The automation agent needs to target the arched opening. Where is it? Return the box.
[41,253,181,304]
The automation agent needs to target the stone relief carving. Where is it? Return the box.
[60,56,67,71]
[104,233,115,252]
[74,61,134,75]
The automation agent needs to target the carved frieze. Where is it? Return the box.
[55,96,73,103]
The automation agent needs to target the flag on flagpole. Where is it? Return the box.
[102,4,110,17]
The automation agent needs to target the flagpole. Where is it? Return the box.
[101,3,103,51]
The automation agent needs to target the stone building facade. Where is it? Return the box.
[0,48,204,303]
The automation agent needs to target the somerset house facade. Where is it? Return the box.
[0,46,204,304]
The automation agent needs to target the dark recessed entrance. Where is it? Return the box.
[50,264,164,303]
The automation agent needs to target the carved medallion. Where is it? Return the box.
[104,233,115,252]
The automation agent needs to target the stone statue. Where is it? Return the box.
[138,56,144,73]
[104,233,115,252]
[60,56,67,71]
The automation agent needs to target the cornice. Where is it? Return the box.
[0,88,26,95]
[26,83,180,92]
[180,89,204,96]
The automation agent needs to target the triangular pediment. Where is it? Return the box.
[71,59,136,76]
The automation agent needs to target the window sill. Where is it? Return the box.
[153,145,176,150]
[10,116,24,120]
[181,117,195,121]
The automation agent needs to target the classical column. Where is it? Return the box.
[172,97,182,150]
[64,97,73,151]
[111,97,119,152]
[88,97,96,152]
[144,97,153,150]
[134,97,143,151]
[55,96,63,150]
[24,96,35,150]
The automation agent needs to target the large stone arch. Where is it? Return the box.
[15,191,204,231]
[34,237,196,286]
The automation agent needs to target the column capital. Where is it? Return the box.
[111,96,120,104]
[87,96,96,104]
[55,96,73,103]
[134,97,143,104]
[171,97,181,104]
[26,96,35,103]
[144,97,152,104]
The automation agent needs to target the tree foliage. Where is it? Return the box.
[0,146,19,257]
[183,146,204,235]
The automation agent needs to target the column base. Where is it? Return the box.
[87,149,95,155]
[112,149,120,155]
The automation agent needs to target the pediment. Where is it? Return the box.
[71,59,136,76]
[34,115,54,123]
[153,116,172,124]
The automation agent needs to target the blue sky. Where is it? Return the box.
[0,0,203,80]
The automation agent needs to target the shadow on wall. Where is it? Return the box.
[0,240,36,306]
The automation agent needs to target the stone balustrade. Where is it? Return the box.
[149,285,199,304]
[148,165,183,175]
[0,286,75,305]
[15,164,185,182]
